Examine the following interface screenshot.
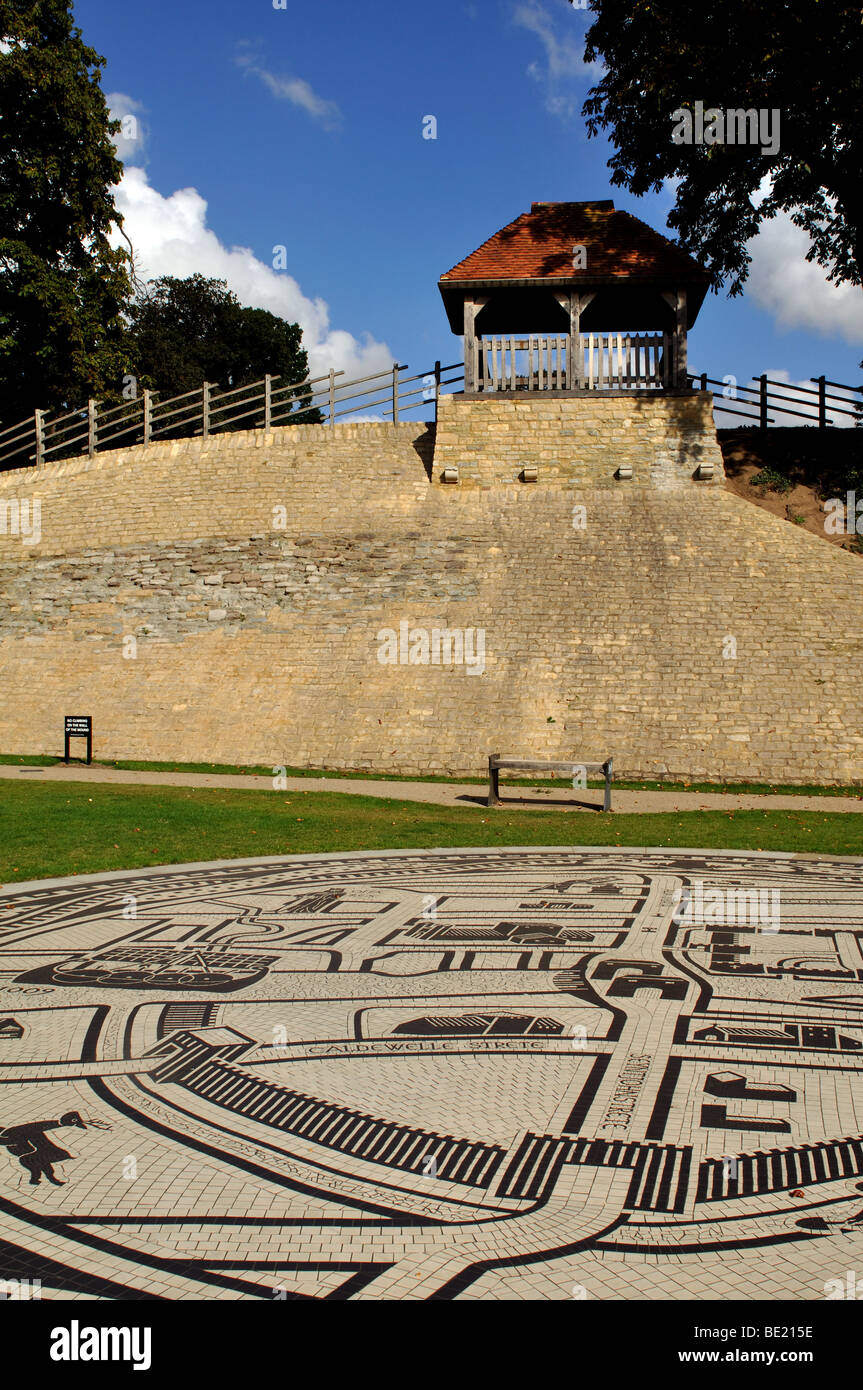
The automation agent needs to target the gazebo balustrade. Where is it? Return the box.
[474,331,674,393]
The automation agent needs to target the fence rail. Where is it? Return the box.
[690,372,863,428]
[4,357,858,470]
[0,360,466,472]
[476,332,672,392]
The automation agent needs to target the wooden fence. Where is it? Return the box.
[0,360,465,471]
[690,372,863,428]
[476,332,672,391]
[3,357,858,471]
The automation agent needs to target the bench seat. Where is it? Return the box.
[487,754,613,810]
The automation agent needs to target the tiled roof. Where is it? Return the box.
[439,201,709,283]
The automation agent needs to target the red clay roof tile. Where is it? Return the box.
[439,201,709,283]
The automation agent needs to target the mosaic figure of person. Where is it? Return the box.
[0,1111,91,1186]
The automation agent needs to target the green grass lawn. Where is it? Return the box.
[1,781,862,884]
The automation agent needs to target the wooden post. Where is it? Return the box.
[462,298,487,392]
[675,290,687,387]
[142,389,152,445]
[816,375,827,428]
[699,372,707,393]
[329,369,336,427]
[87,398,97,457]
[560,290,594,389]
[570,293,580,389]
[264,374,272,432]
[34,408,44,466]
[392,363,399,423]
[202,381,211,438]
[759,373,768,430]
[434,359,441,424]
[463,299,477,392]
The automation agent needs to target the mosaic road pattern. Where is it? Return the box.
[2,846,863,1301]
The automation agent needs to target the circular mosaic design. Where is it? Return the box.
[2,846,863,1300]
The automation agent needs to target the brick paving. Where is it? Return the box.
[2,845,863,1300]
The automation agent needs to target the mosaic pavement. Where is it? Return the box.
[3,845,863,1301]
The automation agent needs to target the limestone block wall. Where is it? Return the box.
[432,392,725,488]
[1,405,861,783]
[0,421,435,556]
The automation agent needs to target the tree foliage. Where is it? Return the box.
[127,275,322,425]
[582,0,862,296]
[0,0,133,420]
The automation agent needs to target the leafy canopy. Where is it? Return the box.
[582,0,862,296]
[128,274,322,425]
[0,0,133,419]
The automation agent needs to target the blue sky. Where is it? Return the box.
[77,0,862,422]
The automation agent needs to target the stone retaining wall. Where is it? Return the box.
[0,402,860,783]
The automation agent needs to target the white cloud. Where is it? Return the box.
[746,208,863,345]
[512,0,596,118]
[111,166,393,383]
[106,92,149,165]
[235,49,341,129]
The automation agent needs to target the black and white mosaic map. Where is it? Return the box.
[2,845,863,1301]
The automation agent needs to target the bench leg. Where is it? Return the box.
[488,757,500,808]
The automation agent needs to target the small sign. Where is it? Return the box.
[64,715,92,765]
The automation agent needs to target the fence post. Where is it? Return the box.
[329,369,336,428]
[87,398,97,457]
[142,389,152,445]
[202,381,210,438]
[264,374,272,432]
[434,359,441,425]
[700,372,707,393]
[34,408,44,467]
[392,362,399,424]
[759,373,768,430]
[816,375,827,429]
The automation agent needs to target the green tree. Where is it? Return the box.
[128,274,322,425]
[0,0,133,422]
[582,0,862,296]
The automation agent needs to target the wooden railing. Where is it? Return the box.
[0,360,465,472]
[689,372,863,428]
[476,332,673,392]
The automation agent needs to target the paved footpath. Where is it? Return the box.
[2,761,862,813]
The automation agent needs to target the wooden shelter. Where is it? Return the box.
[438,201,711,394]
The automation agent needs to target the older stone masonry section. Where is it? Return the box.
[0,401,861,782]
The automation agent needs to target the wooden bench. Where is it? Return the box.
[487,754,613,811]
